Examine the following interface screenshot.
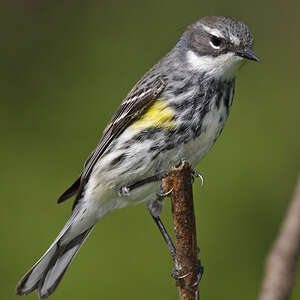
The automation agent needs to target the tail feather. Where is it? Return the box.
[16,246,57,296]
[16,226,94,298]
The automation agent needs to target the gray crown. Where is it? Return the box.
[176,16,256,60]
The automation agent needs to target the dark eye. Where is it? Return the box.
[210,36,222,49]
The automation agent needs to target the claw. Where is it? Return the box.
[171,259,191,281]
[171,258,204,287]
[191,169,204,186]
[171,258,190,280]
[156,187,173,198]
[171,269,190,280]
[190,260,204,287]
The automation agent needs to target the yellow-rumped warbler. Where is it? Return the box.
[17,16,259,298]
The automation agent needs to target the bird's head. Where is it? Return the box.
[181,16,259,79]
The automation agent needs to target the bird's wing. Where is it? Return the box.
[57,71,167,204]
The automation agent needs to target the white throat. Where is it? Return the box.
[186,50,245,79]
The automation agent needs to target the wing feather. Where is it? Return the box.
[57,69,167,204]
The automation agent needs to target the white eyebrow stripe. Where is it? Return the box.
[202,25,224,38]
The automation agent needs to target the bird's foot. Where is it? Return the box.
[190,259,204,287]
[191,169,204,186]
[171,266,190,280]
[171,259,204,287]
[174,159,204,186]
[156,184,173,198]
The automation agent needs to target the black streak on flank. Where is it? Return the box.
[110,153,126,167]
[215,87,223,109]
[149,145,160,152]
[133,128,162,142]
[223,89,231,113]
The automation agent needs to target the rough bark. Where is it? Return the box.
[162,160,200,300]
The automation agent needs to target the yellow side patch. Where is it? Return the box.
[130,99,175,130]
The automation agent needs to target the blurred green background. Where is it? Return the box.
[1,1,300,299]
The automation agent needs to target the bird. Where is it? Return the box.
[16,16,259,298]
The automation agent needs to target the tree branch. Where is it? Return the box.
[258,176,300,300]
[162,161,200,300]
[161,162,300,300]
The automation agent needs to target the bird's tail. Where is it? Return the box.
[16,213,94,299]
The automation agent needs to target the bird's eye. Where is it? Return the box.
[210,36,222,49]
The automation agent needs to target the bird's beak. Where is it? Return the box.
[236,48,260,62]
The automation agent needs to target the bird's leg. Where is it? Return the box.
[147,200,189,280]
[150,212,176,261]
[120,167,204,284]
[148,183,204,285]
[119,170,168,196]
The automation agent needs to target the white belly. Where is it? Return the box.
[184,104,228,166]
